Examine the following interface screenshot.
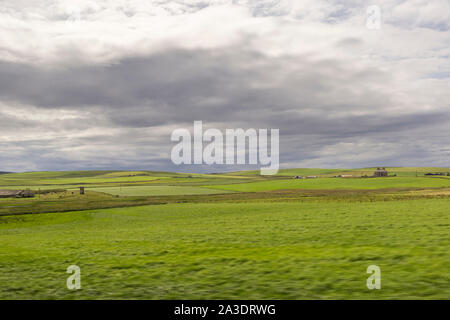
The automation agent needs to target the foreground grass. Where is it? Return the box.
[0,199,448,299]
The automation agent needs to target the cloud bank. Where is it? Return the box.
[0,0,449,172]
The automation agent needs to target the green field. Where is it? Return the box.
[0,168,449,299]
[0,200,448,299]
[88,185,232,196]
[230,167,450,177]
[211,177,450,192]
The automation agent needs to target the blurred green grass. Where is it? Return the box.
[0,200,448,299]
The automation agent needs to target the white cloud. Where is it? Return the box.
[0,0,447,65]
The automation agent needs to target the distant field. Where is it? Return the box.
[229,167,450,177]
[89,185,232,196]
[228,168,344,176]
[0,170,259,189]
[0,200,448,299]
[1,168,449,190]
[211,177,450,192]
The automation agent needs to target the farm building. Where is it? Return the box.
[425,172,447,176]
[374,168,388,177]
[0,189,35,198]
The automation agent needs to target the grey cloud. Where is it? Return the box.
[0,1,449,172]
[1,47,448,132]
[0,45,449,172]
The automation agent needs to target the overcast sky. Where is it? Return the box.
[0,0,449,172]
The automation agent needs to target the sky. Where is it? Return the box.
[0,0,449,172]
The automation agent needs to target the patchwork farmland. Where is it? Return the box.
[0,168,449,299]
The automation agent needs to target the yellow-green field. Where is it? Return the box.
[211,177,450,192]
[88,185,233,196]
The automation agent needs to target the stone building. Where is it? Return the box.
[374,167,388,177]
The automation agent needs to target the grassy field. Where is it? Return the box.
[88,185,233,196]
[0,170,260,190]
[230,167,450,177]
[0,167,449,299]
[211,177,450,192]
[0,200,448,299]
